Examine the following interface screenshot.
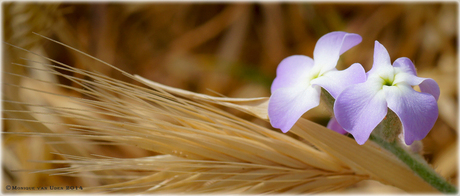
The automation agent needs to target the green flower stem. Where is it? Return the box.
[369,134,457,193]
[320,88,457,194]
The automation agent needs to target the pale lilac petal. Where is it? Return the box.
[327,116,348,134]
[334,81,388,145]
[384,85,438,145]
[405,76,440,101]
[393,57,417,75]
[392,57,440,100]
[393,74,440,101]
[271,55,314,93]
[313,32,362,75]
[311,63,366,98]
[269,85,321,133]
[368,41,392,76]
[419,79,440,101]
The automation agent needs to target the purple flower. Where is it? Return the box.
[268,31,366,133]
[334,41,440,145]
[327,116,348,135]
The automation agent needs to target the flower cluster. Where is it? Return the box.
[268,31,439,145]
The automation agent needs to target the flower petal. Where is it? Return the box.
[271,55,314,93]
[384,85,438,145]
[368,41,392,76]
[419,78,440,101]
[268,85,321,133]
[405,76,440,101]
[392,58,440,101]
[311,63,366,98]
[313,32,362,75]
[393,74,440,101]
[334,80,388,145]
[327,116,348,134]
[393,57,417,75]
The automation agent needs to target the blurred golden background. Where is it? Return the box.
[3,2,457,193]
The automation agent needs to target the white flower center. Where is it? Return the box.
[302,64,323,87]
[370,66,406,89]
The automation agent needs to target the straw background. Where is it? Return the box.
[2,2,457,194]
